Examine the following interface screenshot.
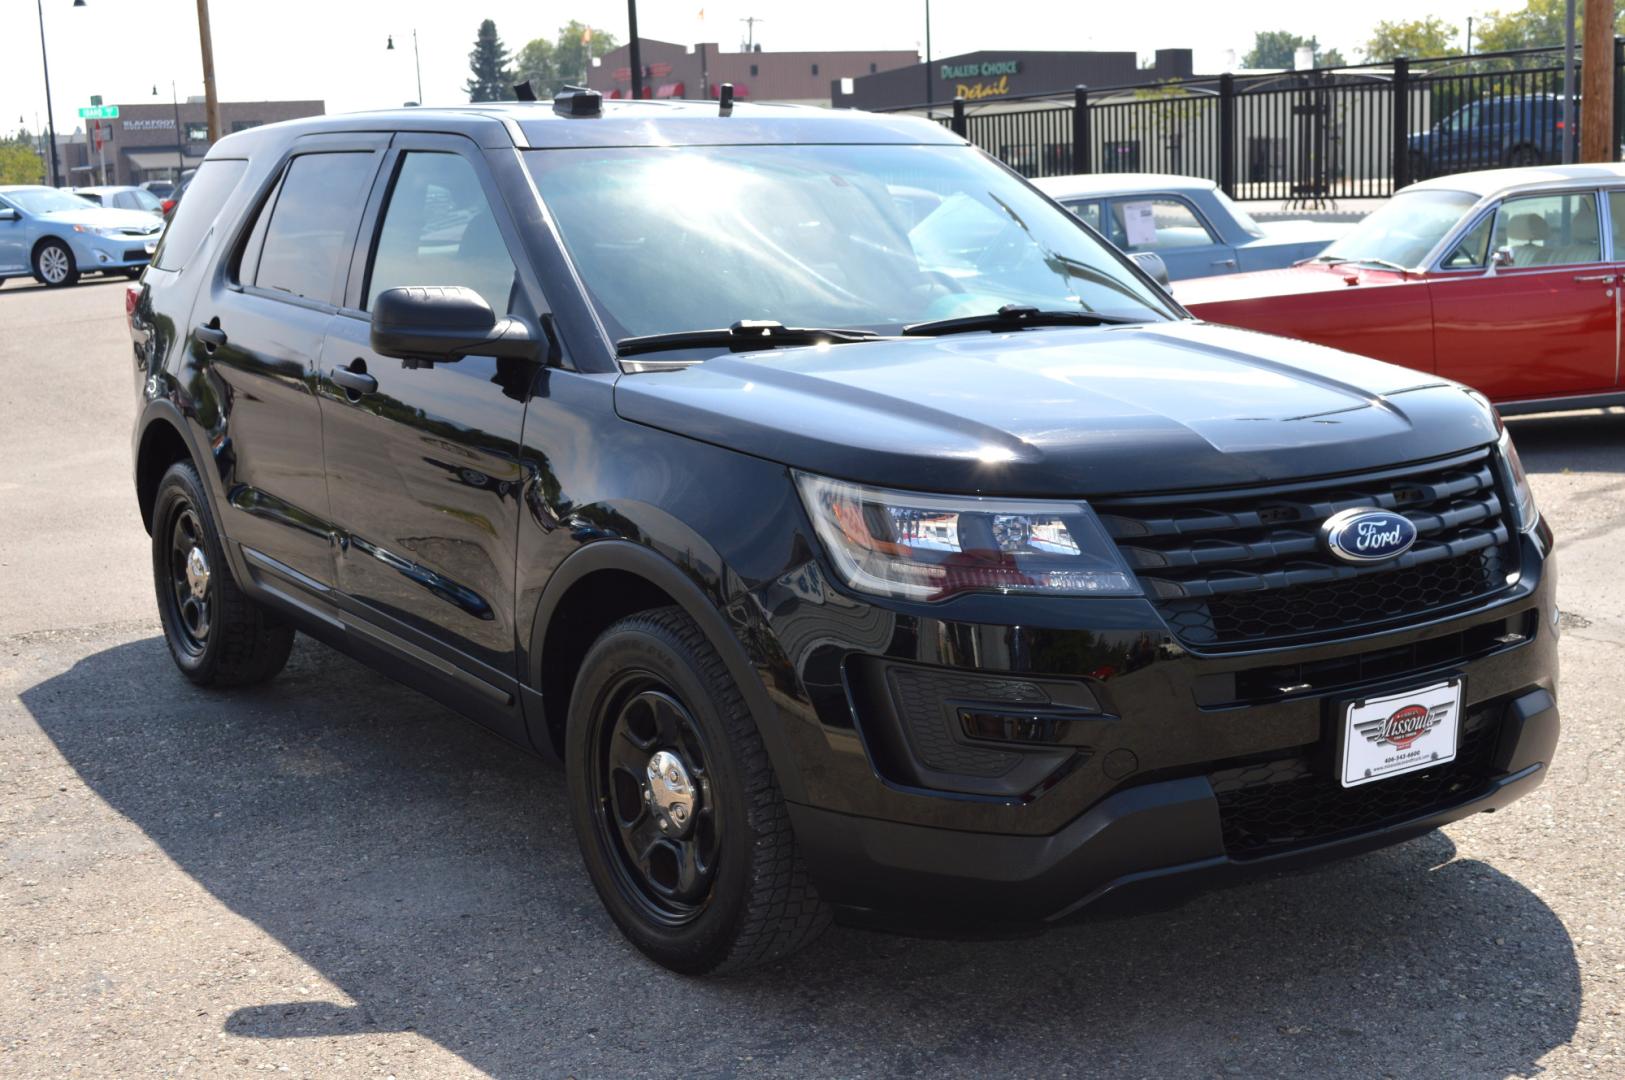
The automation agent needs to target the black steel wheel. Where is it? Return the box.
[567,606,829,974]
[591,680,722,925]
[151,460,293,686]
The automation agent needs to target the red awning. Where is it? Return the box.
[655,82,686,99]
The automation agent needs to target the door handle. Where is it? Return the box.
[195,324,227,351]
[1574,273,1618,283]
[1212,258,1238,268]
[331,365,377,396]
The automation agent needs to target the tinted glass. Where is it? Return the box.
[152,159,247,271]
[1491,192,1600,267]
[125,188,163,212]
[254,152,377,302]
[1062,199,1102,231]
[524,144,1178,342]
[366,152,518,315]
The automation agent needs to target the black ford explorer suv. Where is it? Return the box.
[128,91,1559,975]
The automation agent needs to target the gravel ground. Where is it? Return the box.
[1,278,1622,1078]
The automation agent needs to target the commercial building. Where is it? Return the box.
[833,49,1202,111]
[585,39,918,106]
[51,99,324,187]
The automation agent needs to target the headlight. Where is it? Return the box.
[1497,427,1538,532]
[793,471,1139,601]
[72,224,124,238]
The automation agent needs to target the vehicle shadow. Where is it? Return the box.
[20,637,1580,1078]
[1506,408,1625,475]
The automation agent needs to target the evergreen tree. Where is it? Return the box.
[466,19,516,103]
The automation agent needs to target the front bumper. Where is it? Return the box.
[791,686,1556,926]
[761,524,1558,924]
[72,231,157,271]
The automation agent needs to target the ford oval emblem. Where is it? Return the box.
[1320,508,1418,564]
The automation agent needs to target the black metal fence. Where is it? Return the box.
[901,43,1625,201]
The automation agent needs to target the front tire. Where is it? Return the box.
[566,606,829,974]
[33,240,78,287]
[151,460,293,686]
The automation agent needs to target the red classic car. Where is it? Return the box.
[1177,164,1625,414]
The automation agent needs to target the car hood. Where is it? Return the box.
[38,206,162,230]
[613,321,1494,497]
[1174,262,1411,306]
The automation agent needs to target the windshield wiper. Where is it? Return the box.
[1309,255,1412,273]
[903,304,1145,337]
[615,320,883,358]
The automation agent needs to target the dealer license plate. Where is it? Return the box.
[1340,679,1461,788]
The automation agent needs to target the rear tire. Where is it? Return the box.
[151,460,294,686]
[33,240,78,287]
[566,606,829,974]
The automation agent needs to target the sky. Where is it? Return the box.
[4,0,1506,140]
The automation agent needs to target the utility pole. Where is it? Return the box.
[1563,0,1577,163]
[170,83,184,179]
[34,0,62,188]
[196,0,222,144]
[740,15,763,52]
[1465,17,1474,55]
[628,0,643,99]
[413,29,423,105]
[924,0,933,111]
[1581,0,1614,161]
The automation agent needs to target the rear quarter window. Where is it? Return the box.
[152,159,249,272]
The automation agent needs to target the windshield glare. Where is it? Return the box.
[5,188,97,215]
[524,144,1179,343]
[1319,189,1478,268]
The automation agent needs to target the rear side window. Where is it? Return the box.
[252,152,377,303]
[152,158,247,271]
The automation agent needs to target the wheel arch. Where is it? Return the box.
[30,234,73,263]
[526,540,805,803]
[134,402,213,535]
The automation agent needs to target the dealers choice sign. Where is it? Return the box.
[940,59,1021,100]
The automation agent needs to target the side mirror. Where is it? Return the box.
[1490,247,1514,269]
[1130,251,1171,287]
[0,207,18,222]
[370,286,538,363]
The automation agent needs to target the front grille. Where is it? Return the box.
[122,248,150,262]
[1095,449,1515,648]
[1210,703,1502,858]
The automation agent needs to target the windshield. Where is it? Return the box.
[126,188,164,212]
[5,188,97,215]
[1212,189,1265,238]
[524,144,1179,342]
[1318,189,1478,268]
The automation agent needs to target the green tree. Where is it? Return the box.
[1242,31,1339,69]
[0,135,44,185]
[466,19,515,103]
[1476,0,1624,51]
[1363,17,1458,61]
[514,22,619,98]
[513,37,556,96]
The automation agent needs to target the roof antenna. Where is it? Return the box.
[718,82,735,115]
[514,80,537,102]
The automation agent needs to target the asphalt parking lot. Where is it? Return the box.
[2,276,1623,1079]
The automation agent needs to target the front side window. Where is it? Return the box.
[366,152,518,315]
[1491,191,1600,268]
[1441,211,1495,269]
[253,151,377,302]
[1062,199,1103,231]
[524,143,1178,343]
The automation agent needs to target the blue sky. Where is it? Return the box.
[3,0,1499,139]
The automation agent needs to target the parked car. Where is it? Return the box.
[74,184,166,217]
[1410,95,1576,179]
[128,96,1558,974]
[141,179,176,200]
[161,170,195,221]
[1177,163,1625,413]
[1031,173,1350,280]
[0,184,164,287]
